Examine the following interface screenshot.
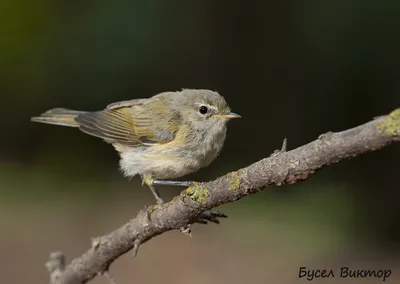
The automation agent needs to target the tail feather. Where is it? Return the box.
[30,108,86,127]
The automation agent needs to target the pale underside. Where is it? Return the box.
[115,124,226,180]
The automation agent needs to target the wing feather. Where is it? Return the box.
[75,95,181,146]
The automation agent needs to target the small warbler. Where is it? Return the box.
[31,89,240,204]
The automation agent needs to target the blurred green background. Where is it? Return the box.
[1,1,399,283]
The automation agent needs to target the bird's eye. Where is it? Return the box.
[199,105,208,114]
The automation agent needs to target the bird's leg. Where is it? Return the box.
[142,176,165,204]
[147,184,165,204]
[152,180,194,187]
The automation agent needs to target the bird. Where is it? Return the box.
[31,89,241,204]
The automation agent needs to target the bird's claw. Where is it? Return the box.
[179,211,227,237]
[196,211,228,225]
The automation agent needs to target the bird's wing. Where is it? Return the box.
[106,91,173,110]
[75,96,181,146]
[106,99,144,109]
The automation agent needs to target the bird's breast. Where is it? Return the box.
[118,125,227,179]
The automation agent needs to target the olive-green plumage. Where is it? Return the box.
[31,89,240,203]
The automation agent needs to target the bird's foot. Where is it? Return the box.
[196,211,228,224]
[179,210,227,237]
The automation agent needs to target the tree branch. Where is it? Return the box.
[48,109,400,284]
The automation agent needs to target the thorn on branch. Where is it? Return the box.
[281,138,287,152]
[46,251,65,284]
[91,237,102,250]
[180,225,193,237]
[271,138,288,157]
[132,238,141,258]
[318,131,334,140]
[101,270,117,284]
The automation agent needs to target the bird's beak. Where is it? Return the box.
[213,112,241,119]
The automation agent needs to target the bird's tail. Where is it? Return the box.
[30,108,86,127]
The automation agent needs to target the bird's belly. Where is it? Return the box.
[118,143,221,180]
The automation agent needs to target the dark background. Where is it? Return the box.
[1,1,399,283]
